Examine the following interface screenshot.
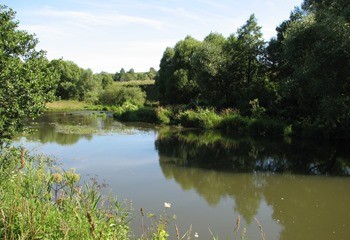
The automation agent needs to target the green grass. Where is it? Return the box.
[0,147,130,239]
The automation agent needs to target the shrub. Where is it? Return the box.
[219,114,250,135]
[155,107,173,124]
[248,118,285,137]
[98,85,146,107]
[176,108,222,128]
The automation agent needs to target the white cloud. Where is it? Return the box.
[28,8,163,30]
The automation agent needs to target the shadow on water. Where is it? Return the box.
[156,128,350,239]
[156,128,350,176]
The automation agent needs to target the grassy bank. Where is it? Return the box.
[0,147,131,239]
[113,105,290,138]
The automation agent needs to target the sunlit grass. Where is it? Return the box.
[46,100,93,111]
[115,80,155,86]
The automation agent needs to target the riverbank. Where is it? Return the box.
[46,101,349,140]
[0,147,130,239]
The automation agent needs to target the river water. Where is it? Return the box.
[15,111,350,239]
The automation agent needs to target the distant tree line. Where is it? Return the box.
[114,67,157,81]
[49,59,157,102]
[156,0,350,138]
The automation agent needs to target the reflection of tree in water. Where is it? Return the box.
[156,128,350,235]
[26,124,83,145]
[23,112,103,145]
[263,175,350,240]
[160,159,263,223]
[21,111,155,145]
[156,129,350,175]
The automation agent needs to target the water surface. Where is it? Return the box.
[16,111,350,239]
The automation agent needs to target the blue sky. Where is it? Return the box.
[3,0,303,73]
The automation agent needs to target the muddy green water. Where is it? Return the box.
[16,111,350,239]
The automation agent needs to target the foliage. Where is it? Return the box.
[175,108,222,129]
[113,105,173,125]
[156,36,201,104]
[98,85,146,107]
[155,0,350,139]
[249,98,266,118]
[0,5,58,140]
[114,68,158,82]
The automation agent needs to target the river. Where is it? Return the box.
[15,111,350,239]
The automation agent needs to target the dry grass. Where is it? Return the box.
[46,100,92,111]
[115,80,155,86]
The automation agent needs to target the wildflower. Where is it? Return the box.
[164,202,171,208]
[195,232,199,238]
[65,169,80,183]
[52,173,63,183]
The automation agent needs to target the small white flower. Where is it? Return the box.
[194,232,199,238]
[164,202,171,208]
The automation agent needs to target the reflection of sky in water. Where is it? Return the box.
[13,112,350,239]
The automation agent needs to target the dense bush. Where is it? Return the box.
[219,114,250,135]
[247,118,286,137]
[113,106,173,124]
[175,108,222,129]
[98,85,146,106]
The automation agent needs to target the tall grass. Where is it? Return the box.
[0,147,130,239]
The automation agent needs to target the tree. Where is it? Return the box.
[222,15,271,112]
[99,72,113,89]
[0,5,58,140]
[282,1,350,119]
[157,36,201,104]
[114,68,126,81]
[156,47,175,103]
[236,14,265,84]
[148,67,157,80]
[192,33,227,106]
[50,59,83,100]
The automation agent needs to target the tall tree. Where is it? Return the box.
[158,36,201,104]
[266,0,350,137]
[0,5,58,139]
[223,15,271,112]
[51,59,83,100]
[148,67,157,80]
[192,33,227,106]
[236,14,265,84]
[156,47,175,103]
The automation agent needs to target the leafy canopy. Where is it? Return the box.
[0,5,58,140]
